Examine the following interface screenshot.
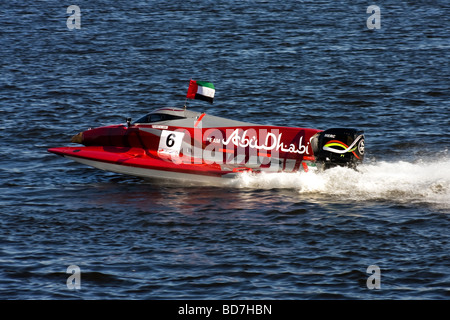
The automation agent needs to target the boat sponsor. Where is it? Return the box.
[158,127,311,170]
[152,124,168,129]
[221,128,310,155]
[323,134,364,154]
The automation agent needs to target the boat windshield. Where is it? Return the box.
[134,113,186,124]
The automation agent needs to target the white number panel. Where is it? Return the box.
[158,130,185,156]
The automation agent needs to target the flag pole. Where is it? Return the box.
[184,78,191,110]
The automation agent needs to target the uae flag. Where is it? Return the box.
[186,80,215,104]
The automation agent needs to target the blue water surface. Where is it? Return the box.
[0,0,449,299]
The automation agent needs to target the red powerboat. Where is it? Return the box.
[48,82,365,184]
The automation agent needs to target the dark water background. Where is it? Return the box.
[1,0,449,299]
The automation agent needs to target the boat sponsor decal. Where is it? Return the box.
[323,141,354,152]
[323,135,364,159]
[152,125,168,129]
[323,135,364,154]
[156,127,313,173]
[221,129,311,155]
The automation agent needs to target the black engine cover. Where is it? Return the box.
[315,128,365,168]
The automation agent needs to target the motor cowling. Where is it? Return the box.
[313,128,365,168]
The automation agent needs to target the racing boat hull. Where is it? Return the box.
[48,146,238,184]
[48,107,365,183]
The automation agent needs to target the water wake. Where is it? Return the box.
[236,158,450,209]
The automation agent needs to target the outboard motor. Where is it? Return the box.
[313,128,365,169]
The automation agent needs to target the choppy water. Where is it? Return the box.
[1,0,449,300]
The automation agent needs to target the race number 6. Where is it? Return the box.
[158,130,185,156]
